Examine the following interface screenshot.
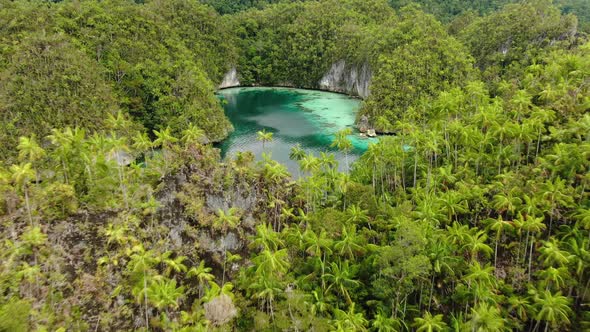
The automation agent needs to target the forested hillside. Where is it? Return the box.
[0,0,588,331]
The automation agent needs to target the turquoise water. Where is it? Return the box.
[217,87,377,174]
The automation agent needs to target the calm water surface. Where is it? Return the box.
[217,87,377,175]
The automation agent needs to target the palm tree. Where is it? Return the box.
[487,216,514,270]
[537,266,569,291]
[427,238,457,310]
[413,312,447,332]
[345,205,369,225]
[289,144,306,161]
[463,230,493,262]
[214,207,240,283]
[507,295,532,323]
[187,261,215,298]
[529,108,555,158]
[10,163,36,226]
[307,289,330,317]
[106,110,133,135]
[372,310,400,332]
[334,225,365,259]
[290,144,306,177]
[532,290,573,332]
[332,302,367,331]
[106,133,131,209]
[128,246,158,329]
[160,251,188,277]
[468,303,507,332]
[331,128,353,170]
[541,178,574,235]
[181,122,206,146]
[539,238,573,268]
[250,223,284,251]
[323,260,360,305]
[299,154,319,176]
[146,276,185,312]
[363,142,383,192]
[153,126,178,170]
[250,273,282,319]
[257,129,273,150]
[213,207,241,233]
[465,262,496,289]
[446,222,471,246]
[153,126,178,149]
[519,214,546,278]
[252,249,290,278]
[132,132,153,153]
[17,135,45,165]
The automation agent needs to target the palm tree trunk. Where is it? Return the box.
[428,273,435,311]
[413,153,418,189]
[536,128,542,160]
[118,166,128,210]
[24,186,33,226]
[144,270,149,330]
[494,234,499,272]
[528,237,535,282]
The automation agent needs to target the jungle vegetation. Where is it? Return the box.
[0,0,588,331]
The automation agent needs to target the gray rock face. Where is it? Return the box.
[357,114,370,133]
[319,60,372,98]
[218,61,372,98]
[219,67,240,89]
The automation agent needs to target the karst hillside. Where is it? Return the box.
[0,0,589,331]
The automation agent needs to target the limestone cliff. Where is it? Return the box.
[218,61,372,98]
[318,60,372,98]
[219,67,240,89]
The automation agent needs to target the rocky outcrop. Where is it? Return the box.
[357,115,370,133]
[319,60,371,98]
[219,67,240,89]
[218,61,372,98]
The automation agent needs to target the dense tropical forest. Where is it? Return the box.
[0,0,589,331]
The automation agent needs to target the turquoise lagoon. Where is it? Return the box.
[217,87,376,175]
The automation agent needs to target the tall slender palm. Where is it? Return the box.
[128,246,158,329]
[533,290,573,332]
[250,273,282,319]
[252,249,290,278]
[214,207,240,283]
[487,216,514,270]
[537,266,569,291]
[250,223,284,252]
[345,205,369,225]
[187,261,214,298]
[468,303,507,332]
[146,276,185,312]
[10,163,36,226]
[153,126,178,170]
[290,144,306,177]
[181,122,206,146]
[331,128,353,170]
[539,238,573,268]
[153,126,178,150]
[304,228,332,289]
[541,178,574,235]
[413,312,447,332]
[17,135,45,167]
[333,303,368,331]
[519,214,546,279]
[132,132,153,153]
[334,225,365,259]
[463,230,493,262]
[160,251,188,277]
[257,129,273,151]
[323,260,360,305]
